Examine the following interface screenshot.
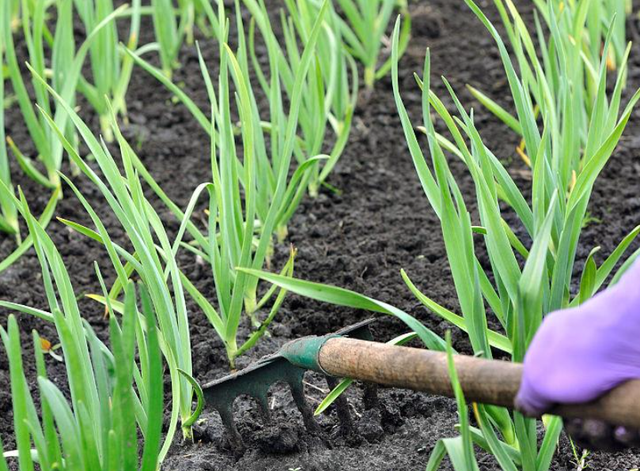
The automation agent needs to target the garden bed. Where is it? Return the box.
[2,0,640,469]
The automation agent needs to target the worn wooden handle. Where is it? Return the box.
[318,337,640,428]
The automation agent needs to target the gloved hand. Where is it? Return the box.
[515,259,640,451]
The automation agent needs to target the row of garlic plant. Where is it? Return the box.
[1,0,129,273]
[3,0,132,190]
[113,0,346,369]
[0,186,165,470]
[127,0,361,207]
[28,67,199,447]
[394,0,640,467]
[0,0,138,277]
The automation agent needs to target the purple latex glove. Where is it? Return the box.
[516,259,640,450]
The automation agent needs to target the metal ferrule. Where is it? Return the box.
[278,334,337,375]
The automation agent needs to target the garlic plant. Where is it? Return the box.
[29,65,201,444]
[73,0,142,139]
[392,0,640,465]
[122,0,331,368]
[329,0,411,89]
[0,186,166,470]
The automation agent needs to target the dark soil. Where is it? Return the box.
[2,0,640,470]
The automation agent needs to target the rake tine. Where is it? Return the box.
[325,375,353,431]
[289,375,322,434]
[217,403,245,451]
[363,382,379,410]
[254,391,271,424]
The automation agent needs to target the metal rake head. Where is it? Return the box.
[202,319,378,450]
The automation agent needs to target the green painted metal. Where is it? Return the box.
[202,318,377,450]
[279,334,336,372]
[203,354,317,451]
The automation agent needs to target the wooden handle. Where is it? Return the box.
[318,337,640,427]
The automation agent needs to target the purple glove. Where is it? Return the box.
[516,259,640,450]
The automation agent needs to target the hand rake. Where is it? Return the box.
[203,320,640,450]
